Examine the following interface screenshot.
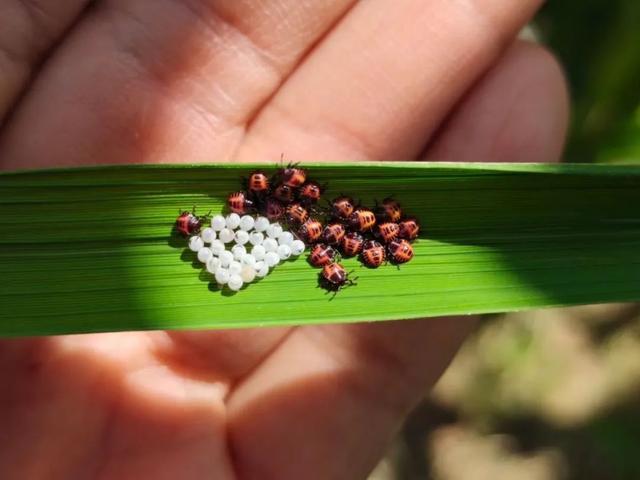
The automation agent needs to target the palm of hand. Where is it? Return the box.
[0,1,567,478]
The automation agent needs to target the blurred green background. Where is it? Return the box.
[538,1,640,164]
[369,3,640,479]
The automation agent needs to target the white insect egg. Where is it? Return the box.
[254,216,270,232]
[277,244,292,260]
[231,244,247,260]
[241,265,256,283]
[249,231,264,246]
[211,215,226,231]
[197,247,213,263]
[277,231,294,246]
[266,223,283,239]
[188,236,204,252]
[219,250,234,267]
[235,230,250,245]
[226,213,241,230]
[239,215,255,231]
[206,256,221,274]
[255,261,269,278]
[241,253,257,268]
[219,228,235,243]
[200,227,215,243]
[251,244,266,261]
[263,238,278,253]
[229,261,243,276]
[210,239,225,256]
[264,251,280,267]
[227,274,244,292]
[215,268,230,285]
[290,239,306,256]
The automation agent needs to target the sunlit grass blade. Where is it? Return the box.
[1,161,640,336]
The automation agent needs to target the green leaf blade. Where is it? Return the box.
[1,162,640,336]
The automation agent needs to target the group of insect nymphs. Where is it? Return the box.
[176,163,420,295]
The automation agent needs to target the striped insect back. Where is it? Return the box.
[299,181,323,204]
[361,240,386,268]
[319,262,357,293]
[323,223,346,245]
[376,222,399,243]
[376,197,403,223]
[299,218,323,244]
[309,243,336,267]
[248,171,269,194]
[286,203,309,225]
[273,183,295,204]
[340,231,364,257]
[331,196,355,220]
[323,263,345,284]
[280,165,307,188]
[398,217,420,240]
[176,212,202,236]
[348,208,376,232]
[387,239,414,263]
[227,191,254,215]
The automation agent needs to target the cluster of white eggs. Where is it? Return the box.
[187,213,306,292]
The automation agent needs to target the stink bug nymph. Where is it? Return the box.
[330,196,355,220]
[376,222,400,243]
[227,191,254,215]
[299,218,323,244]
[387,239,414,264]
[247,170,270,195]
[398,217,420,241]
[272,183,295,204]
[286,203,309,225]
[176,210,203,237]
[279,164,307,188]
[308,243,337,268]
[375,197,403,223]
[340,232,364,257]
[319,263,357,293]
[323,222,346,246]
[348,208,376,232]
[299,180,323,204]
[361,240,386,268]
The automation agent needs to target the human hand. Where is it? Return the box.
[0,1,568,478]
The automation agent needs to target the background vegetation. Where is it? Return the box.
[370,3,640,479]
[539,1,640,164]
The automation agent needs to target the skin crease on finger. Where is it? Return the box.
[0,0,93,123]
[0,3,567,480]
